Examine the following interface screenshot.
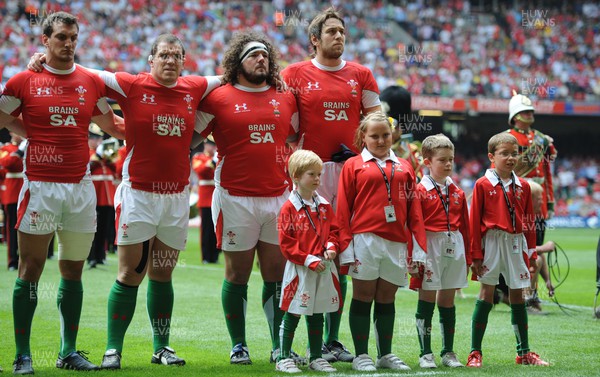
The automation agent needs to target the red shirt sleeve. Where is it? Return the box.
[470,179,485,261]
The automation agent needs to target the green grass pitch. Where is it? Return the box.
[0,227,598,376]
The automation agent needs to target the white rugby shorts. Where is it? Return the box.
[115,183,189,251]
[212,187,287,251]
[349,232,408,286]
[421,231,468,290]
[476,229,530,289]
[16,179,96,234]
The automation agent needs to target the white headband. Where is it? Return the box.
[239,42,268,63]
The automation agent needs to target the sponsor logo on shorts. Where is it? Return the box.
[353,259,362,274]
[300,291,310,308]
[227,230,236,245]
[30,211,39,229]
[520,272,530,280]
[425,269,433,282]
[121,223,129,238]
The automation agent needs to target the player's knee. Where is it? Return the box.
[56,230,94,261]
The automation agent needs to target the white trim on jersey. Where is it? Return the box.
[0,94,20,114]
[310,58,346,71]
[214,154,224,189]
[204,76,221,99]
[194,111,215,134]
[232,83,271,92]
[121,145,134,185]
[362,89,381,108]
[42,63,75,75]
[98,71,126,97]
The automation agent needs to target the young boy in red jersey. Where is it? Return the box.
[467,133,549,367]
[413,134,470,368]
[277,150,340,373]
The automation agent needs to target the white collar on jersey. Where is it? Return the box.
[288,190,329,211]
[485,169,522,187]
[311,58,346,72]
[233,83,270,92]
[421,175,455,191]
[360,148,400,164]
[43,63,75,75]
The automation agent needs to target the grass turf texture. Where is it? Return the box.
[0,227,598,376]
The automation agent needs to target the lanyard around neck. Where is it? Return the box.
[373,159,395,205]
[493,171,517,233]
[427,176,451,235]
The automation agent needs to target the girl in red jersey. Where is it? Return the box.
[336,111,427,371]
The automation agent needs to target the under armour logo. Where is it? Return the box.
[307,81,320,90]
[489,190,497,196]
[37,87,51,95]
[142,94,155,103]
[235,103,247,111]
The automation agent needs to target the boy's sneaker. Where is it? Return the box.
[309,358,336,372]
[101,349,122,370]
[317,344,337,363]
[230,343,252,365]
[13,355,34,375]
[151,346,185,366]
[271,349,306,365]
[352,354,376,371]
[276,358,301,373]
[419,353,437,368]
[56,351,99,370]
[466,351,482,368]
[516,352,549,366]
[325,340,354,362]
[441,352,464,367]
[376,353,411,370]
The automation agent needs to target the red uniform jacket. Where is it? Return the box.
[89,149,116,207]
[508,128,556,218]
[192,153,216,209]
[0,143,24,205]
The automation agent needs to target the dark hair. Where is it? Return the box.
[42,11,78,37]
[150,34,186,58]
[307,7,345,57]
[221,30,280,86]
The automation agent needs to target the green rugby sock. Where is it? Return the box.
[439,305,456,356]
[374,302,395,358]
[349,299,372,356]
[471,299,493,352]
[222,280,247,347]
[263,281,284,350]
[416,300,435,356]
[57,278,83,357]
[106,280,138,352]
[13,278,37,357]
[147,279,174,353]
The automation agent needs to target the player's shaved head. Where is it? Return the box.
[221,30,280,86]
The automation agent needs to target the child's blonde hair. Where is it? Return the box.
[488,132,518,154]
[288,149,323,181]
[353,111,394,150]
[529,180,543,196]
[421,133,454,159]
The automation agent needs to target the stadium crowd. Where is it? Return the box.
[1,0,599,102]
